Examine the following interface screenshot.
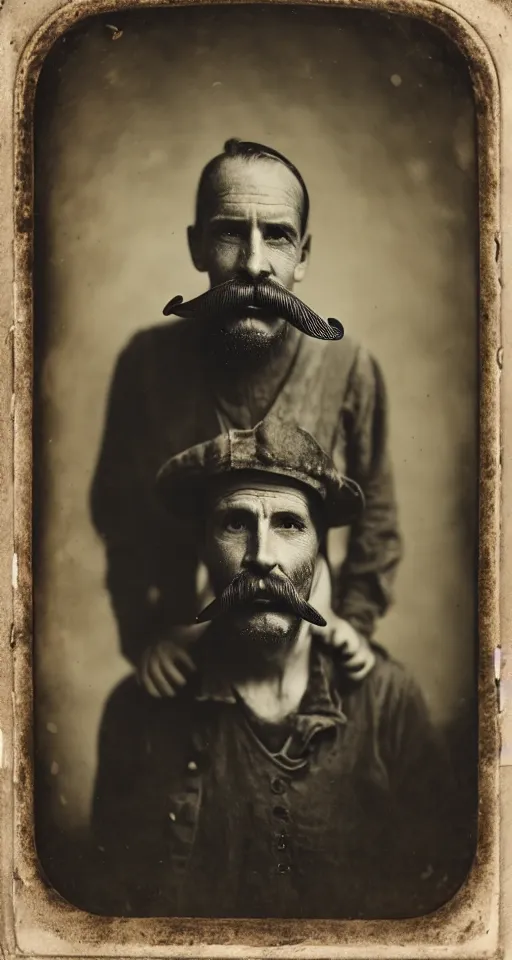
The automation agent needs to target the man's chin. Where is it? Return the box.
[213,315,288,357]
[232,609,299,646]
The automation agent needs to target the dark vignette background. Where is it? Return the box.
[33,5,479,913]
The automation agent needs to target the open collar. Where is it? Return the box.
[194,639,347,725]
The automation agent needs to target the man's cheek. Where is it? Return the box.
[207,247,239,282]
[290,554,317,597]
[206,542,244,590]
[271,249,302,288]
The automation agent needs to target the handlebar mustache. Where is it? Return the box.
[163,278,344,342]
[196,571,326,627]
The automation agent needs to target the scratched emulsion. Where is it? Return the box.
[32,6,478,910]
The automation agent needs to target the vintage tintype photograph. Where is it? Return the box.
[31,3,481,925]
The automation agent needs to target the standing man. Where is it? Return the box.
[91,138,401,692]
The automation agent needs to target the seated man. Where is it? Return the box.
[92,419,463,920]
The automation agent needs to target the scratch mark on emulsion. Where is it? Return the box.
[494,647,502,714]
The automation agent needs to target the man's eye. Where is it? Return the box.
[224,518,246,533]
[265,225,292,243]
[213,226,241,242]
[278,517,305,531]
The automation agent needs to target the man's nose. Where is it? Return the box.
[239,226,271,281]
[244,522,275,573]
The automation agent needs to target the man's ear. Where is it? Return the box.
[293,233,311,284]
[188,224,207,273]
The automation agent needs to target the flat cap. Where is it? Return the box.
[156,418,364,529]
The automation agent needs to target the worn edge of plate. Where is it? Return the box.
[0,0,502,956]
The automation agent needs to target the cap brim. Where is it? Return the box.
[156,462,364,530]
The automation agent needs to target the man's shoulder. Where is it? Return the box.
[365,647,418,698]
[119,318,202,366]
[300,331,361,368]
[298,332,381,392]
[101,671,201,745]
[331,646,420,714]
[110,319,207,406]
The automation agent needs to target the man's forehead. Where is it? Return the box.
[207,156,304,218]
[209,477,311,512]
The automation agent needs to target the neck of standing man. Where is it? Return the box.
[207,325,303,430]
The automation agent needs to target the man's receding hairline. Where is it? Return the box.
[195,145,310,235]
[201,155,305,219]
[213,152,302,183]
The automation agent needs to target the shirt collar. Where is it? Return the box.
[194,638,346,724]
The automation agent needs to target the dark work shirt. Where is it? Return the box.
[92,645,465,920]
[90,321,402,665]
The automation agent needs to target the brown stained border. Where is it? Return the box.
[0,0,501,956]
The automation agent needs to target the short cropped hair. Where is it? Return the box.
[195,138,310,236]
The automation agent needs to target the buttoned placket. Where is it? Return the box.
[269,773,294,879]
[166,647,348,909]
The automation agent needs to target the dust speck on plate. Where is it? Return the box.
[147,585,160,604]
[106,24,123,41]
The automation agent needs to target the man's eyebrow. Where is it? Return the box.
[214,502,256,516]
[273,508,308,521]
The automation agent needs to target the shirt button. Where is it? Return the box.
[271,777,286,795]
[187,760,198,772]
[277,863,290,874]
[276,835,287,851]
[273,805,290,821]
[169,812,177,822]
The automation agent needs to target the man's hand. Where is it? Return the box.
[138,563,214,698]
[138,624,205,698]
[308,554,375,681]
[310,616,376,681]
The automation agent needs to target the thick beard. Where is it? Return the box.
[214,614,302,680]
[206,318,289,370]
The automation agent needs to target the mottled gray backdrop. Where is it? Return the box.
[33,5,478,904]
